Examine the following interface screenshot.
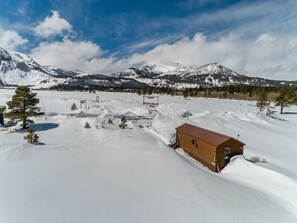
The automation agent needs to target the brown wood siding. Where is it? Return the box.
[177,131,217,172]
[217,139,244,170]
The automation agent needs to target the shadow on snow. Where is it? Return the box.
[30,123,59,131]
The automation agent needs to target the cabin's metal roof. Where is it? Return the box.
[176,123,245,147]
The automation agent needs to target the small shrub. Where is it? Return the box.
[249,156,268,163]
[249,156,261,162]
[261,158,268,163]
[108,119,113,125]
[71,103,77,111]
[119,115,127,129]
[84,121,91,128]
[24,128,39,143]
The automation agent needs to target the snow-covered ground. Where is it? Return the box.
[0,89,297,223]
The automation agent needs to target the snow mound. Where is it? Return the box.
[155,104,188,116]
[222,156,297,217]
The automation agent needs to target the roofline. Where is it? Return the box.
[227,137,245,146]
[176,123,245,146]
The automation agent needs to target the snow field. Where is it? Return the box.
[0,89,297,222]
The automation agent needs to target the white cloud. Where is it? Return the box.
[30,39,124,74]
[123,32,297,80]
[34,11,72,38]
[30,32,297,81]
[0,29,28,50]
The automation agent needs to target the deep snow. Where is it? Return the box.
[0,89,297,223]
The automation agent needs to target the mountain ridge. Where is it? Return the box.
[0,47,296,89]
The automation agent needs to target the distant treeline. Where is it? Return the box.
[48,84,294,101]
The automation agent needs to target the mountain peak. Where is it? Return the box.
[198,62,240,77]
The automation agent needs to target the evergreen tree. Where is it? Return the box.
[147,88,153,95]
[119,115,127,129]
[256,88,268,111]
[275,85,297,114]
[84,121,91,128]
[71,103,77,111]
[183,89,189,98]
[5,86,44,129]
[24,128,39,143]
[136,89,142,95]
[142,89,147,95]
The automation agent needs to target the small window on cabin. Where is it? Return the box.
[192,139,196,145]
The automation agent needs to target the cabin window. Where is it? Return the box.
[224,147,231,160]
[191,139,199,148]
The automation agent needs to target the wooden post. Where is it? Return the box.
[80,100,87,109]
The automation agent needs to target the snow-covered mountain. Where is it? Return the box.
[0,47,296,89]
[112,63,291,89]
[0,47,65,88]
[0,47,147,89]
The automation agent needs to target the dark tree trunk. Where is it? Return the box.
[280,105,284,114]
[22,117,27,129]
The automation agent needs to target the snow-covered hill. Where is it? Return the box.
[0,89,297,222]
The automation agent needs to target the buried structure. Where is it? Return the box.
[174,123,245,172]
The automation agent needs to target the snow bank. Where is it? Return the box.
[222,156,297,218]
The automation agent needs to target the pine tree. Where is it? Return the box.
[24,128,39,143]
[84,121,91,128]
[136,89,142,95]
[147,88,153,95]
[275,85,297,114]
[256,88,268,111]
[71,103,77,111]
[5,86,44,129]
[183,89,189,98]
[119,115,127,129]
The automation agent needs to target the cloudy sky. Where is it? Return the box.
[0,0,296,80]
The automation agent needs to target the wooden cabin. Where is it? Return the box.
[175,123,245,172]
[0,106,5,126]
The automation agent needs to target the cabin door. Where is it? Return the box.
[223,147,231,165]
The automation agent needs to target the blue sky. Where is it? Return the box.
[0,0,297,80]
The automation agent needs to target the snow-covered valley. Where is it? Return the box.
[0,89,297,223]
